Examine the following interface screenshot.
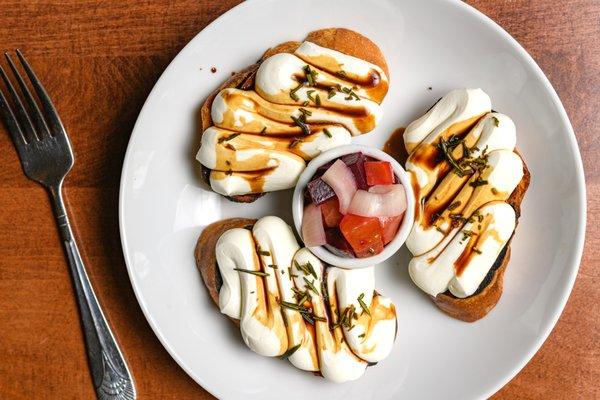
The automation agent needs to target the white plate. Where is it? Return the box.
[119,0,586,398]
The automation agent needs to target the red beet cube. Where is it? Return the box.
[365,161,395,186]
[325,228,355,258]
[307,178,335,205]
[341,152,369,190]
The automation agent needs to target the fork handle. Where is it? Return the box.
[49,183,136,400]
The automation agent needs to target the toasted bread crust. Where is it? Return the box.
[432,151,530,321]
[198,28,388,203]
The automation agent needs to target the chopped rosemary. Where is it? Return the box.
[303,65,318,86]
[257,249,271,256]
[438,136,465,176]
[306,89,315,101]
[357,293,371,316]
[225,169,233,176]
[302,100,310,106]
[461,230,474,240]
[469,178,488,187]
[492,116,500,127]
[218,133,240,143]
[313,315,327,322]
[472,248,483,254]
[279,344,301,359]
[289,138,302,149]
[243,224,253,230]
[323,128,332,138]
[304,261,317,279]
[303,277,319,294]
[298,107,312,117]
[296,293,309,306]
[341,86,360,101]
[268,264,278,269]
[327,88,336,99]
[291,115,311,136]
[358,333,365,339]
[280,300,307,312]
[301,313,315,325]
[336,70,347,78]
[224,143,235,151]
[260,126,267,135]
[491,187,499,195]
[448,201,461,211]
[289,82,304,101]
[233,268,269,277]
[315,93,321,106]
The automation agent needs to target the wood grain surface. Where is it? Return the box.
[0,1,597,399]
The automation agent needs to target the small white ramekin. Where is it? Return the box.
[292,144,415,269]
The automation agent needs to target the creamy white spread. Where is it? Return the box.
[403,89,523,299]
[214,216,397,382]
[196,40,388,197]
[409,202,516,298]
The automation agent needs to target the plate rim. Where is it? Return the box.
[118,0,587,398]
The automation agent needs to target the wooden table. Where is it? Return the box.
[0,1,597,398]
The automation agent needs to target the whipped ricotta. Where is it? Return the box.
[197,40,388,197]
[214,216,397,382]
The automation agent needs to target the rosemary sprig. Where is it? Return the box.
[291,115,311,136]
[303,65,318,86]
[233,268,269,277]
[303,277,319,295]
[257,248,271,256]
[448,201,461,211]
[323,128,332,138]
[437,136,465,176]
[218,133,240,143]
[288,138,302,149]
[279,344,301,359]
[469,178,488,187]
[298,107,312,117]
[357,293,371,316]
[289,82,304,101]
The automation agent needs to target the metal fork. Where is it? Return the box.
[0,50,136,400]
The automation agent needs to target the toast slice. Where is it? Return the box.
[198,28,388,203]
[433,152,530,322]
[393,129,530,322]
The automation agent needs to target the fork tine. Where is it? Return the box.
[15,49,66,138]
[0,83,27,148]
[5,52,51,138]
[0,64,37,142]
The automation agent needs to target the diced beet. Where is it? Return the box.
[307,177,335,205]
[325,228,355,258]
[314,160,336,178]
[341,152,369,190]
